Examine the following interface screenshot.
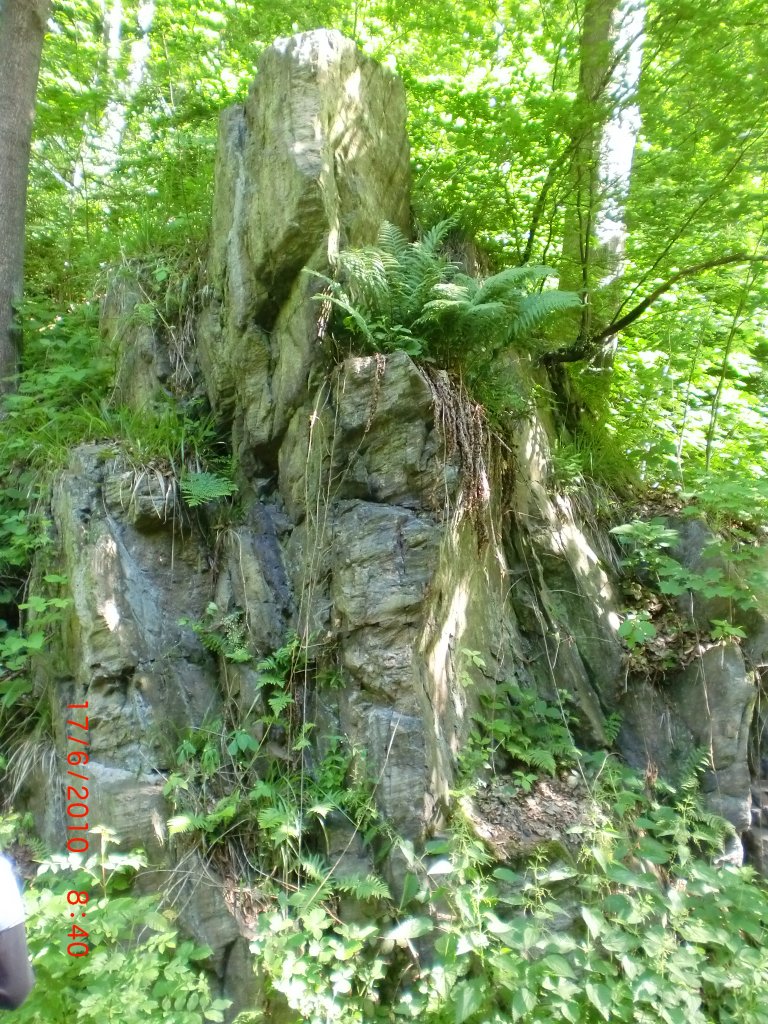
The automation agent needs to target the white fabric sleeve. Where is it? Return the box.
[0,855,26,932]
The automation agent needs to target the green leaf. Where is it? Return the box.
[399,871,423,909]
[585,982,612,1020]
[541,954,577,980]
[180,471,237,507]
[637,836,670,864]
[24,631,46,651]
[581,906,605,938]
[453,978,484,1024]
[511,986,537,1021]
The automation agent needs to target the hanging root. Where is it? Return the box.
[419,365,505,534]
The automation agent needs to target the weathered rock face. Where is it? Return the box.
[25,25,768,1016]
[200,29,411,465]
[52,447,219,765]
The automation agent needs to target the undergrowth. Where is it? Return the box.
[236,686,768,1024]
[312,219,581,432]
[0,818,229,1024]
[0,291,235,732]
[2,225,768,1024]
[153,634,768,1024]
[164,631,384,891]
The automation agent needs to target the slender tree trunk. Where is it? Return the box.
[593,0,646,291]
[0,0,51,394]
[559,0,621,347]
[548,0,620,427]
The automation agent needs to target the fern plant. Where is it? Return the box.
[179,602,251,662]
[164,631,382,889]
[314,220,455,357]
[179,469,237,507]
[419,263,581,364]
[314,220,580,366]
[467,680,577,777]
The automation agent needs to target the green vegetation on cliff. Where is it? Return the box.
[1,3,767,1024]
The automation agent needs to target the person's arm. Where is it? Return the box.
[0,921,34,1010]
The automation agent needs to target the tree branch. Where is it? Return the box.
[592,253,768,344]
[542,252,768,365]
[521,143,573,265]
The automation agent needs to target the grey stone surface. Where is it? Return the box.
[506,415,625,742]
[84,762,168,855]
[46,445,220,775]
[744,826,768,873]
[619,644,755,833]
[669,516,768,668]
[166,854,241,972]
[100,273,173,410]
[330,501,439,627]
[672,644,755,831]
[223,938,265,1020]
[618,681,696,784]
[242,30,410,321]
[200,29,411,459]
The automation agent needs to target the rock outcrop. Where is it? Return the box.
[23,26,767,1015]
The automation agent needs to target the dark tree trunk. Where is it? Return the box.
[0,0,50,395]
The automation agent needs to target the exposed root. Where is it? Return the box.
[419,364,505,533]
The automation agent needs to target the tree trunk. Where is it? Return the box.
[0,0,51,395]
[559,0,621,345]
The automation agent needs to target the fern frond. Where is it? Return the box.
[288,880,334,912]
[197,631,224,655]
[268,692,293,717]
[678,746,712,791]
[376,220,411,264]
[519,748,557,774]
[167,813,200,836]
[511,290,582,339]
[336,246,390,310]
[419,278,507,340]
[334,873,392,901]
[258,805,300,836]
[324,292,378,346]
[475,265,555,303]
[378,221,451,325]
[298,853,329,882]
[180,470,237,507]
[421,217,457,252]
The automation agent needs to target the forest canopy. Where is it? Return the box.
[11,0,765,492]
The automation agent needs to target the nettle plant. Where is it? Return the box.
[158,627,768,1024]
[611,515,768,648]
[164,631,384,889]
[241,746,768,1024]
[0,819,229,1024]
[463,678,578,784]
